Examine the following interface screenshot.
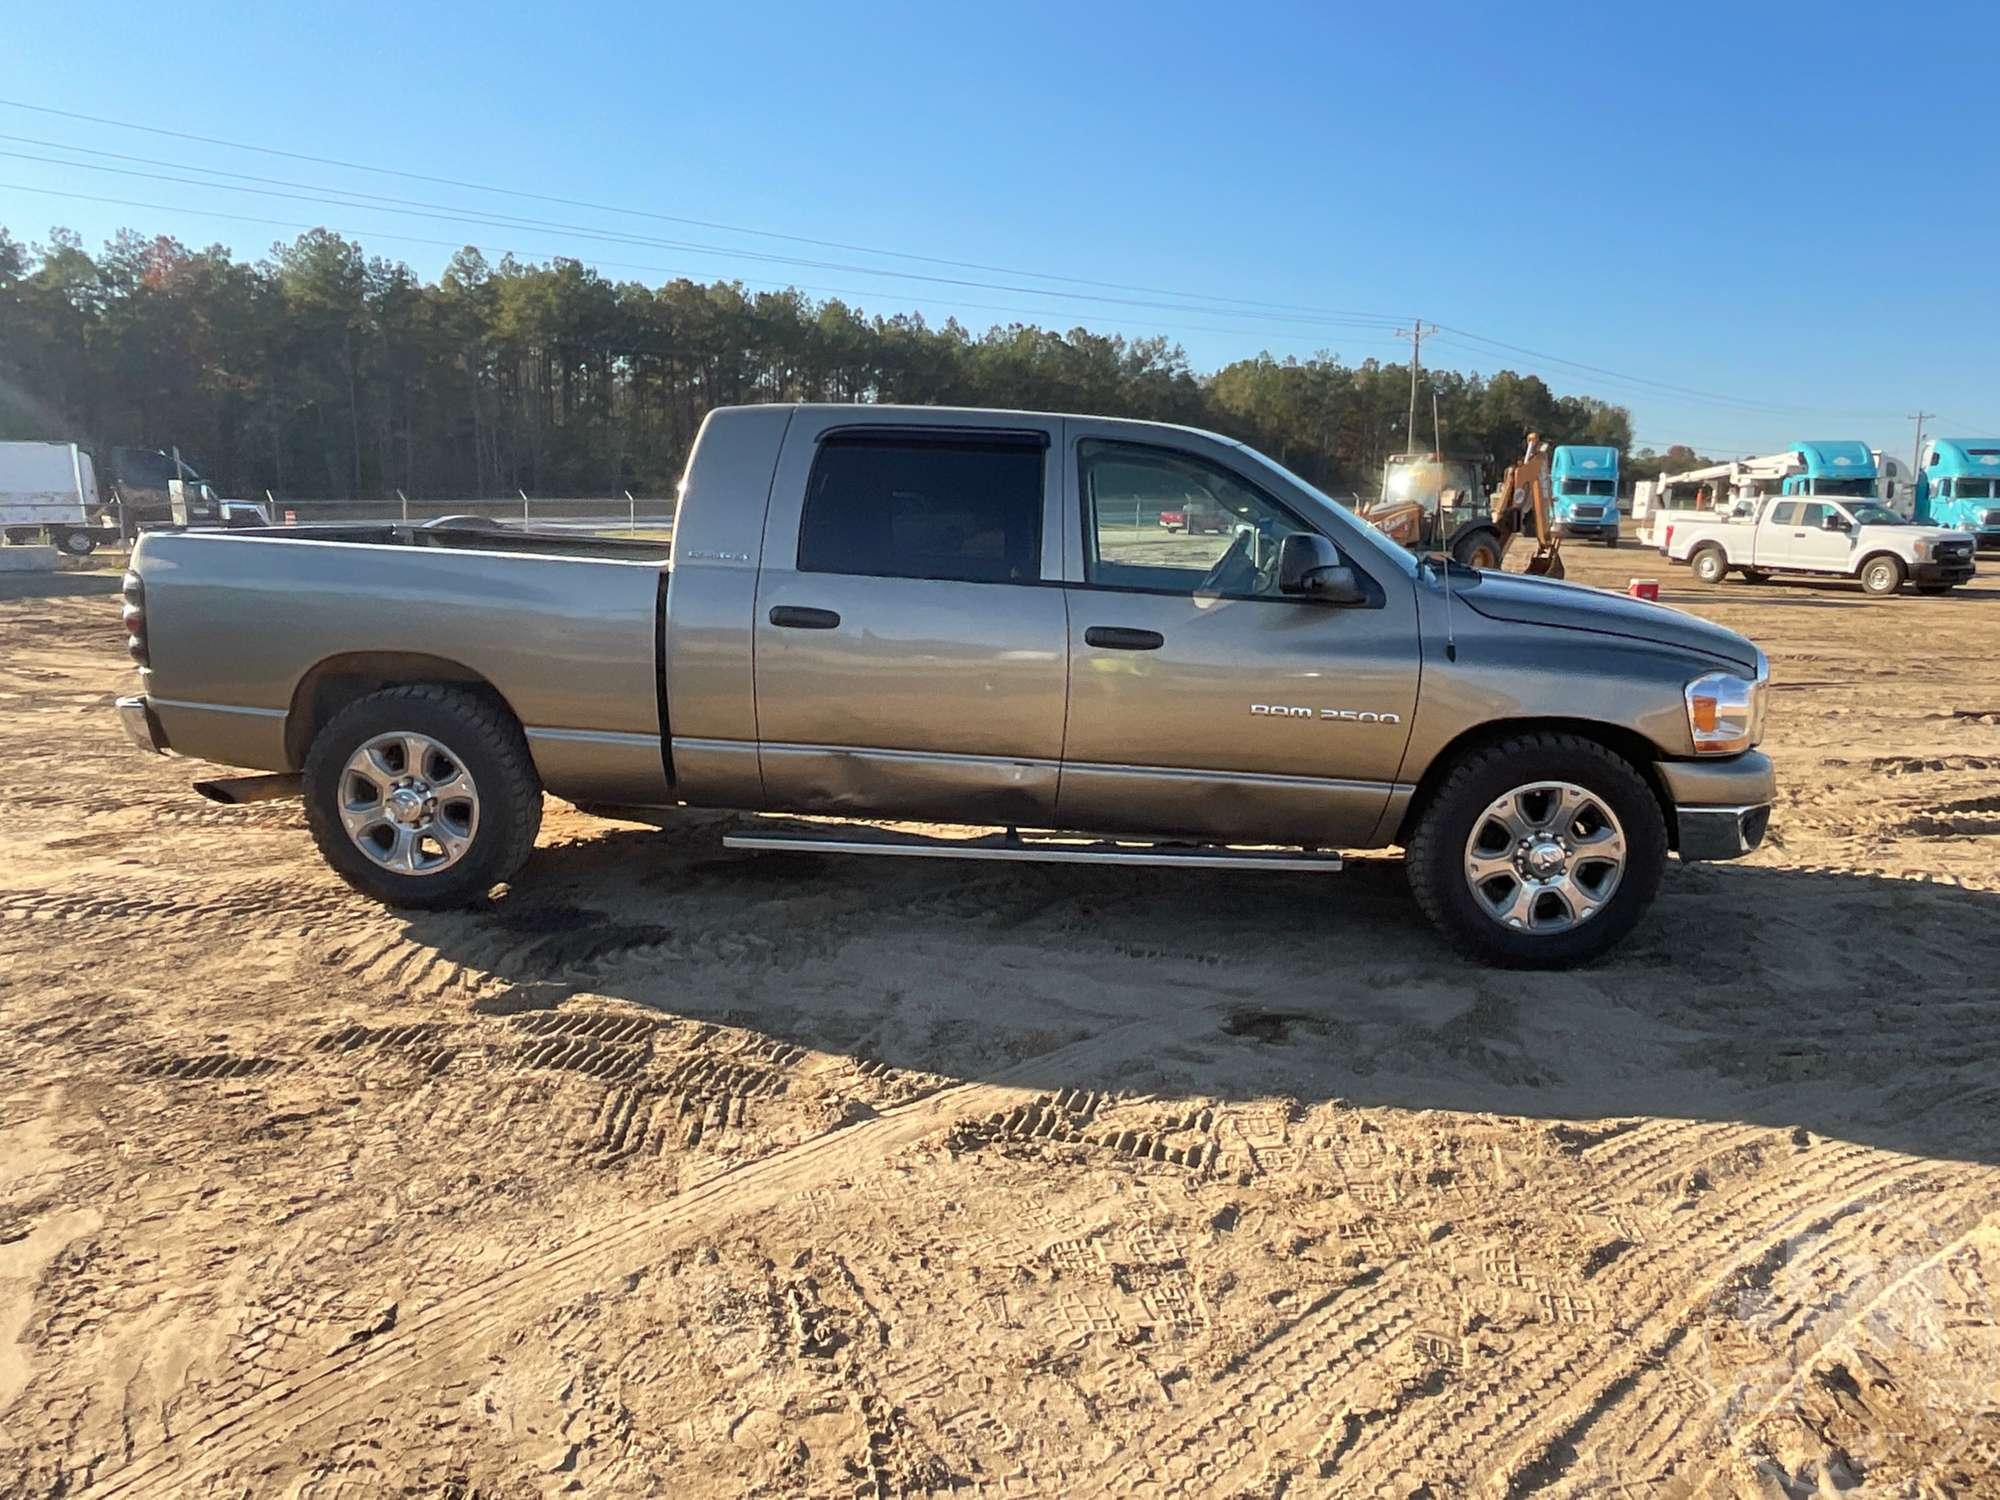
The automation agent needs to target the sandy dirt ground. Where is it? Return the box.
[2,541,1998,1498]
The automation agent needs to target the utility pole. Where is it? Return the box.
[1908,410,1935,490]
[1395,321,1436,455]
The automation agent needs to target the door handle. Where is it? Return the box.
[1085,626,1164,651]
[769,605,841,630]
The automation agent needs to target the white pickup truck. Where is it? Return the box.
[1667,496,1976,596]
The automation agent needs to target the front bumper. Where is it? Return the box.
[116,694,169,755]
[1556,520,1620,540]
[1659,750,1774,862]
[1676,804,1771,861]
[1911,558,1976,585]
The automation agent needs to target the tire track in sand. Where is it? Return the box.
[85,1003,1227,1497]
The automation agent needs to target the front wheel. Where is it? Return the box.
[303,684,543,908]
[1405,733,1668,968]
[1859,555,1905,596]
[1689,545,1727,584]
[1914,584,1954,596]
[1451,526,1504,570]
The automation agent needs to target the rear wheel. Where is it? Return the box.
[303,685,542,908]
[1859,554,1905,596]
[1689,545,1727,584]
[1739,569,1771,584]
[57,529,97,557]
[1405,732,1667,968]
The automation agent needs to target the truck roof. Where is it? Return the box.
[1926,438,2000,476]
[1789,440,1875,478]
[1550,445,1619,477]
[775,402,1232,445]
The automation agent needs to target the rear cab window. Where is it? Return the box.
[799,433,1045,584]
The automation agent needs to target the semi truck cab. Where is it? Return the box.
[1778,440,1880,502]
[1915,438,2000,551]
[1549,445,1621,545]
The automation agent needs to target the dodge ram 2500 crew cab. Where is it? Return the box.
[1667,495,1976,595]
[117,403,1775,967]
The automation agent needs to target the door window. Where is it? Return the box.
[1770,502,1799,526]
[1079,439,1309,598]
[1795,502,1837,530]
[798,434,1044,584]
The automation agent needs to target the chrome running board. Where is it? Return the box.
[722,825,1341,871]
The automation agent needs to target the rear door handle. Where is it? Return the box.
[769,605,841,630]
[1084,626,1165,651]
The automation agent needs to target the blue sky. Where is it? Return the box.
[4,0,1996,460]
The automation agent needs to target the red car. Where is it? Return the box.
[1158,503,1233,535]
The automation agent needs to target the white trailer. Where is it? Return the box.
[0,441,115,555]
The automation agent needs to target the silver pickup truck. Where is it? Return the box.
[118,404,1774,967]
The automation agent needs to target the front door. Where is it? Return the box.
[1055,430,1420,845]
[753,415,1069,824]
[1786,501,1856,572]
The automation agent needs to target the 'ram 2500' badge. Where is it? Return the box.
[1250,704,1401,724]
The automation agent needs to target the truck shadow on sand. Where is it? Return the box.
[395,819,2000,1170]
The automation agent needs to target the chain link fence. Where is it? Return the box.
[251,491,676,534]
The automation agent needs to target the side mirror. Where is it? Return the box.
[1822,512,1847,531]
[1277,533,1366,605]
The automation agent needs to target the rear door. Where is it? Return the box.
[1754,501,1800,567]
[1054,426,1420,845]
[752,413,1069,824]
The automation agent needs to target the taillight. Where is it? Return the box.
[121,569,148,666]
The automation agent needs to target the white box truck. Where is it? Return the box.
[0,441,116,556]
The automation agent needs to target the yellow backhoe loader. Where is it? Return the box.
[1488,432,1564,578]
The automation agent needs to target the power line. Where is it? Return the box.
[0,98,1410,325]
[1428,326,1902,420]
[0,181,1419,355]
[0,144,1418,337]
[0,109,1932,425]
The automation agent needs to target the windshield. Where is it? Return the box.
[1559,478,1615,497]
[1954,478,1998,500]
[1383,457,1482,507]
[1812,477,1877,498]
[1846,503,1900,525]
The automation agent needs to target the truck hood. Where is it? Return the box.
[1452,568,1761,672]
[1863,524,1972,544]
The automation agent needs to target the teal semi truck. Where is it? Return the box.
[1779,440,1879,499]
[1549,445,1621,545]
[1915,438,2000,551]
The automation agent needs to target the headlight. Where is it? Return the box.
[1685,670,1764,754]
[1913,538,1933,560]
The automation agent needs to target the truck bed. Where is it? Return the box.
[130,523,673,805]
[226,520,673,562]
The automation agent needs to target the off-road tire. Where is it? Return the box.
[1405,731,1668,969]
[303,684,542,909]
[1451,526,1504,570]
[1689,545,1727,584]
[1859,554,1905,596]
